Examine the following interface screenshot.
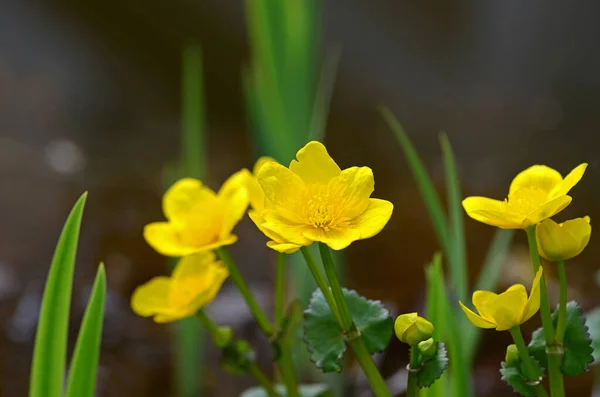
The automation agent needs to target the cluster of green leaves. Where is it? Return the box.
[380,108,515,397]
[29,194,106,397]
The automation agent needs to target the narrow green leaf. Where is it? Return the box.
[439,133,467,303]
[65,264,106,397]
[241,383,333,397]
[417,342,449,388]
[29,193,87,397]
[308,48,340,142]
[379,107,451,261]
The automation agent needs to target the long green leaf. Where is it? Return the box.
[29,193,87,397]
[308,48,340,142]
[65,264,106,397]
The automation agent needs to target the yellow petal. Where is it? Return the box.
[249,210,303,253]
[331,167,374,218]
[550,163,587,198]
[491,285,528,331]
[185,263,229,313]
[131,277,172,317]
[537,219,577,261]
[260,210,313,246]
[289,141,341,184]
[172,252,220,280]
[560,217,592,259]
[462,197,523,228]
[219,187,249,239]
[163,178,217,224]
[521,267,543,323]
[253,156,277,175]
[523,195,572,227]
[509,165,563,195]
[459,301,496,329]
[218,169,252,200]
[266,240,302,253]
[258,162,307,221]
[302,226,362,251]
[472,290,498,322]
[144,222,201,257]
[349,198,394,239]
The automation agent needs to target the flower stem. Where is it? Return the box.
[509,327,549,397]
[405,346,420,397]
[275,253,286,328]
[317,242,391,397]
[249,363,281,397]
[555,260,568,344]
[216,247,273,336]
[299,246,342,325]
[525,227,565,397]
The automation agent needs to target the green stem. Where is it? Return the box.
[196,310,219,334]
[555,261,568,344]
[278,347,299,397]
[525,227,565,397]
[317,243,391,397]
[509,327,549,397]
[275,253,286,328]
[216,247,274,337]
[405,346,420,397]
[249,363,281,397]
[300,246,342,325]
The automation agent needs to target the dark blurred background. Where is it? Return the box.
[1,1,599,396]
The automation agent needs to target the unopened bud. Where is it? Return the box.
[418,338,437,358]
[394,313,434,346]
[505,344,520,366]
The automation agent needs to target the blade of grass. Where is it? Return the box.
[65,264,106,397]
[29,193,87,397]
[308,48,340,142]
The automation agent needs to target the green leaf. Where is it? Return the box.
[585,306,600,364]
[417,342,449,388]
[29,193,87,397]
[528,301,593,376]
[65,264,106,397]
[500,361,540,397]
[303,288,393,372]
[241,383,333,397]
[220,339,256,375]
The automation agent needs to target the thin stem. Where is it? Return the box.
[317,243,353,330]
[299,246,342,325]
[555,261,568,344]
[275,253,286,328]
[278,348,299,397]
[316,243,391,397]
[196,310,219,334]
[248,363,280,397]
[216,247,273,336]
[509,327,549,397]
[405,346,420,397]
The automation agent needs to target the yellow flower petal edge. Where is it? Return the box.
[463,163,587,229]
[459,267,543,331]
[536,216,592,261]
[144,173,249,257]
[251,141,394,252]
[130,252,229,323]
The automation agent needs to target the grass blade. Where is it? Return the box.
[379,107,451,260]
[29,193,87,397]
[439,133,467,303]
[308,48,340,142]
[65,264,106,397]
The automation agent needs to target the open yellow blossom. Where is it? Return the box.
[250,141,394,252]
[144,173,249,256]
[131,252,228,323]
[536,216,591,261]
[463,164,587,229]
[459,267,543,331]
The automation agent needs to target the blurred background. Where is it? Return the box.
[1,1,599,396]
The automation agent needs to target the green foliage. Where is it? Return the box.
[65,264,107,397]
[241,384,333,397]
[528,301,594,376]
[303,288,393,372]
[29,193,87,397]
[221,339,257,375]
[500,360,542,397]
[272,300,304,361]
[585,306,600,363]
[417,342,449,388]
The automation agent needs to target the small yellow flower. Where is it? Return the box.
[536,216,591,261]
[459,267,543,331]
[131,252,228,323]
[463,164,587,229]
[394,313,434,346]
[250,141,394,252]
[144,173,249,256]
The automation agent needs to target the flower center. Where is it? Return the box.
[306,194,336,230]
[506,187,550,215]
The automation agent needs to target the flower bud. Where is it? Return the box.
[505,344,520,366]
[536,217,591,262]
[213,326,234,348]
[394,313,434,346]
[418,338,437,358]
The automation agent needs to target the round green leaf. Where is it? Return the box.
[417,342,449,388]
[303,288,393,372]
[241,383,333,397]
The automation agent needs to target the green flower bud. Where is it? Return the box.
[213,326,234,348]
[505,344,520,366]
[394,312,434,346]
[418,337,437,358]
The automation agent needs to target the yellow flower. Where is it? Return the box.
[250,141,394,252]
[144,173,249,256]
[459,267,543,331]
[536,216,591,261]
[394,313,434,346]
[131,252,228,323]
[246,156,276,212]
[463,164,587,229]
